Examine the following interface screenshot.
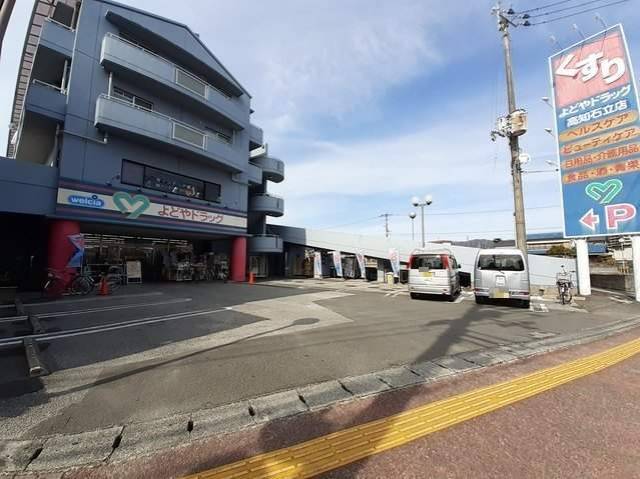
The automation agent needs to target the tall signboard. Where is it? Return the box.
[550,25,640,237]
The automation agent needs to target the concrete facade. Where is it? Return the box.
[3,0,285,277]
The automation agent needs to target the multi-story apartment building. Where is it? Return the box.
[1,0,285,288]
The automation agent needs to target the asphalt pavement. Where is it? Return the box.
[0,280,637,445]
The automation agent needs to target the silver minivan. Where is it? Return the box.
[408,249,461,301]
[474,248,530,308]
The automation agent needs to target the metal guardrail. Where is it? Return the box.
[105,32,233,100]
[98,94,232,147]
[32,78,66,93]
[44,15,75,32]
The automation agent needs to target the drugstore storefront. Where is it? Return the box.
[51,179,249,283]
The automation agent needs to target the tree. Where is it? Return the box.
[546,244,576,257]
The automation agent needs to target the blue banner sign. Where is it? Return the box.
[550,25,640,237]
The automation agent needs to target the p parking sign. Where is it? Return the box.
[550,25,640,237]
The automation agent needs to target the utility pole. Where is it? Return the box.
[381,213,391,238]
[0,0,16,58]
[494,2,528,258]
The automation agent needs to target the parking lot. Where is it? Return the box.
[0,279,636,440]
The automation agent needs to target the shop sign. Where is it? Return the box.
[388,248,400,277]
[57,187,246,229]
[355,252,366,277]
[331,251,343,277]
[550,24,640,237]
[67,233,85,268]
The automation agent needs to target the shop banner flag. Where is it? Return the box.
[550,24,640,237]
[67,233,85,268]
[389,248,400,277]
[355,252,366,278]
[314,252,322,278]
[332,251,343,277]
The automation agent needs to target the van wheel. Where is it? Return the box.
[410,293,420,300]
[475,296,485,304]
[520,300,530,309]
[447,293,456,302]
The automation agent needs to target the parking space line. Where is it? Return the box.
[185,337,640,479]
[36,298,192,318]
[0,307,230,347]
[21,291,163,308]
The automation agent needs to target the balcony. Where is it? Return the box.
[249,123,263,150]
[250,193,284,217]
[250,155,285,183]
[95,94,243,172]
[25,80,66,122]
[39,18,75,57]
[248,235,284,254]
[247,163,262,185]
[100,33,247,130]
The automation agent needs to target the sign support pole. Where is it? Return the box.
[632,236,640,302]
[575,239,591,296]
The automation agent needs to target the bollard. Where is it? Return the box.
[28,314,45,334]
[14,297,25,316]
[248,272,255,285]
[23,338,49,377]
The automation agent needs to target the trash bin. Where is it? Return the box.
[399,269,409,284]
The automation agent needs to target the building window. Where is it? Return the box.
[205,182,221,202]
[113,86,153,111]
[121,160,221,202]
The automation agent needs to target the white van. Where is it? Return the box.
[408,249,461,301]
[474,248,530,308]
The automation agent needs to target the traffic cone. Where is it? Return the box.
[99,276,109,295]
[248,272,255,285]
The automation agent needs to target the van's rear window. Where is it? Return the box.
[411,255,444,269]
[477,254,524,271]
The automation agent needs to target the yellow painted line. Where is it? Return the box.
[185,337,640,479]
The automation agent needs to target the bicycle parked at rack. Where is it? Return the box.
[43,266,124,297]
[555,265,575,305]
[43,268,93,297]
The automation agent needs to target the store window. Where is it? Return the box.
[121,160,221,202]
[113,86,154,111]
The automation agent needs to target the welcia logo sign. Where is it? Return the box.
[67,194,105,208]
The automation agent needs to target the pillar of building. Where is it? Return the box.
[48,220,81,271]
[631,236,640,302]
[230,236,247,282]
[575,238,591,296]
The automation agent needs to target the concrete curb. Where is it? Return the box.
[2,315,640,474]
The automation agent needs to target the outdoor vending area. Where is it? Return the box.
[282,243,397,282]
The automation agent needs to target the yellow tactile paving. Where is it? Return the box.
[185,337,640,479]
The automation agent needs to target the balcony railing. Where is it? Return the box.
[250,193,285,217]
[98,93,232,147]
[248,234,284,254]
[104,33,232,101]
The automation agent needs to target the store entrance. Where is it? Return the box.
[82,233,230,283]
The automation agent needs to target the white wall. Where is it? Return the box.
[272,225,577,286]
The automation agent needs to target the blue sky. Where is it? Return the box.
[1,0,639,241]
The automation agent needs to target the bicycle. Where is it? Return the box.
[555,265,575,305]
[43,269,94,297]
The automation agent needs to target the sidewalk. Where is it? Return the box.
[43,326,640,479]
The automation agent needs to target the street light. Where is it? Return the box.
[408,212,416,241]
[411,194,433,248]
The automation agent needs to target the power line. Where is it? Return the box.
[317,216,380,231]
[516,0,578,14]
[525,0,616,18]
[424,204,559,217]
[526,0,630,25]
